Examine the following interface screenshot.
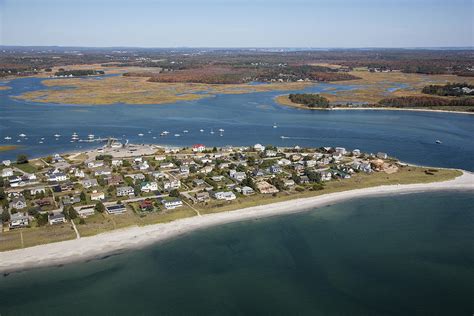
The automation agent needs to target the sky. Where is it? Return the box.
[0,0,472,48]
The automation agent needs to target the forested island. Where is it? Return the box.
[287,93,330,108]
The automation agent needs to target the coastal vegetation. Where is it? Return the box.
[54,69,105,77]
[422,83,474,96]
[288,93,330,108]
[378,96,474,110]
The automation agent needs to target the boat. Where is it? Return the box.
[19,133,26,137]
[111,142,122,148]
[273,123,278,128]
[436,140,442,144]
[39,141,43,144]
[174,134,181,137]
[88,134,95,139]
[4,136,12,140]
[17,140,21,143]
[152,136,157,139]
[280,136,289,139]
[41,137,45,140]
[200,129,204,132]
[183,130,189,133]
[148,130,152,134]
[138,133,144,137]
[210,129,215,134]
[54,134,61,138]
[218,128,225,132]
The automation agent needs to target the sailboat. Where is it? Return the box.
[273,123,278,128]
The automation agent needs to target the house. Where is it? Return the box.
[352,149,361,156]
[138,161,149,171]
[10,196,27,209]
[278,158,292,166]
[77,206,95,218]
[81,178,99,189]
[192,144,206,152]
[139,199,154,211]
[305,160,317,168]
[211,175,224,182]
[2,168,13,178]
[195,191,210,202]
[30,186,46,195]
[161,199,183,209]
[319,171,332,181]
[154,155,166,161]
[116,186,135,197]
[2,160,11,166]
[252,169,265,177]
[48,213,66,225]
[125,173,145,181]
[74,168,85,178]
[193,179,205,186]
[163,179,181,191]
[90,191,105,201]
[47,172,68,182]
[256,181,279,194]
[212,191,236,201]
[335,147,347,155]
[107,175,124,186]
[229,170,246,181]
[140,181,158,193]
[106,204,127,215]
[377,152,388,159]
[9,212,29,229]
[160,162,175,169]
[94,168,112,176]
[179,165,190,175]
[134,157,143,163]
[254,143,265,152]
[299,175,310,184]
[199,165,214,174]
[87,161,104,169]
[284,179,295,187]
[241,186,255,195]
[265,150,277,157]
[35,198,52,207]
[62,195,81,205]
[269,165,282,174]
[111,159,123,167]
[151,171,166,179]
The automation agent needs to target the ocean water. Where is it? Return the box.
[1,191,473,315]
[1,77,474,170]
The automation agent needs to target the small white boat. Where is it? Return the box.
[218,128,225,132]
[39,141,43,144]
[210,129,215,134]
[17,140,21,143]
[138,133,144,137]
[54,134,61,138]
[200,129,204,132]
[4,136,12,140]
[436,140,442,144]
[280,136,289,139]
[19,133,26,137]
[41,137,45,140]
[174,134,181,137]
[88,134,95,139]
[148,130,152,134]
[183,130,189,133]
[273,123,278,128]
[152,136,157,139]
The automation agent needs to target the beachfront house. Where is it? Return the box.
[212,191,236,201]
[48,213,66,225]
[241,186,255,195]
[106,204,127,215]
[256,181,279,194]
[9,212,29,229]
[2,168,13,178]
[161,199,183,209]
[192,144,206,152]
[140,181,158,193]
[195,191,210,202]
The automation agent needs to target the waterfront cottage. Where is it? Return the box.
[256,181,279,194]
[2,168,13,178]
[90,191,105,201]
[241,186,255,195]
[140,181,158,193]
[195,191,210,202]
[9,212,29,229]
[192,144,206,152]
[106,204,127,215]
[212,191,236,201]
[48,213,66,225]
[161,199,183,209]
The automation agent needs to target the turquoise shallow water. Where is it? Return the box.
[1,191,473,315]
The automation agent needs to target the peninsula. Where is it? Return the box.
[1,142,471,272]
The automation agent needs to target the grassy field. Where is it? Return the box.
[0,166,462,251]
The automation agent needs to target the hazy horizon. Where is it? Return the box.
[1,0,472,48]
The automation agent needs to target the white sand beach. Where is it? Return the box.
[1,171,473,274]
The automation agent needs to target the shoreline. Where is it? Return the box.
[1,170,473,274]
[274,95,474,115]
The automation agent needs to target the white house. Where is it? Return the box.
[30,186,46,195]
[141,181,158,193]
[90,191,105,201]
[352,149,361,156]
[229,170,246,181]
[335,147,347,155]
[111,159,123,167]
[48,213,66,225]
[164,179,181,191]
[2,160,11,166]
[9,212,29,229]
[254,144,265,152]
[117,186,135,197]
[74,168,85,178]
[377,152,388,159]
[87,161,104,169]
[161,199,183,209]
[192,144,206,152]
[212,191,236,201]
[81,178,99,189]
[1,168,13,178]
